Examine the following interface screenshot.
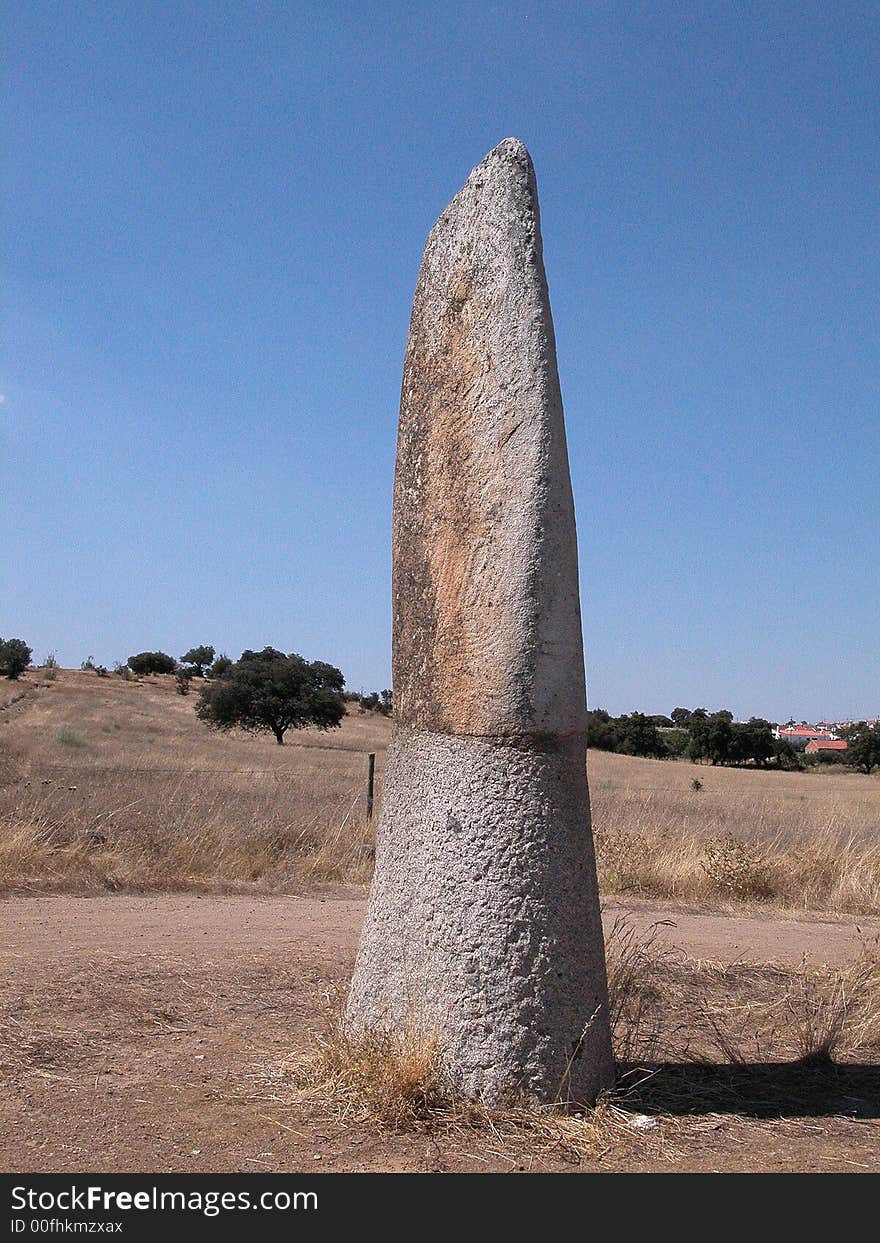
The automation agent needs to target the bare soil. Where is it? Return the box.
[3,892,878,1173]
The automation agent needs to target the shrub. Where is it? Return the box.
[208,654,233,680]
[56,724,86,748]
[845,725,880,775]
[586,709,667,757]
[359,690,393,716]
[700,833,773,900]
[81,656,108,677]
[804,750,847,766]
[127,651,176,676]
[773,739,805,770]
[0,638,32,680]
[42,653,59,681]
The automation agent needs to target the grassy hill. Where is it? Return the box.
[0,669,391,893]
[1,668,878,911]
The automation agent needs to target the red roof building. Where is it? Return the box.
[778,726,834,742]
[805,739,848,753]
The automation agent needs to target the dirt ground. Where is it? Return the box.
[2,892,878,1173]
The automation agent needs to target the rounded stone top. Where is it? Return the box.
[483,136,533,165]
[455,137,534,195]
[426,140,537,250]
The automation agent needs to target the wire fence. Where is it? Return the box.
[32,759,384,819]
[37,765,383,776]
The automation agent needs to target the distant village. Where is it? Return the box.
[773,719,879,754]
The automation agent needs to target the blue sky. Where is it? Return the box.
[3,2,878,722]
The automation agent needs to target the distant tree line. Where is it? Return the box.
[346,689,393,716]
[125,647,217,677]
[586,707,803,769]
[121,646,227,686]
[7,627,879,772]
[585,710,670,758]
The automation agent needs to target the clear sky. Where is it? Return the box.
[3,2,878,723]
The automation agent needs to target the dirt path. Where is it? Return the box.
[4,891,874,970]
[2,892,878,1174]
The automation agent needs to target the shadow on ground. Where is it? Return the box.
[619,1060,880,1120]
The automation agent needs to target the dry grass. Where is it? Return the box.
[591,752,880,914]
[1,669,878,911]
[604,914,682,1063]
[251,915,879,1164]
[603,915,880,1068]
[290,1019,450,1128]
[264,1004,642,1164]
[252,918,681,1160]
[0,670,385,893]
[689,944,880,1067]
[605,917,880,1129]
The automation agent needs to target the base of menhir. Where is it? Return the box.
[345,724,615,1105]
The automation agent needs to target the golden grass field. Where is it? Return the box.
[1,668,878,913]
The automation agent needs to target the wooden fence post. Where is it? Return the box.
[366,752,375,820]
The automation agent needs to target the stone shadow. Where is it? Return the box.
[618,1059,880,1120]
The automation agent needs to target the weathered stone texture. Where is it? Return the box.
[346,138,614,1104]
[347,727,611,1102]
[393,137,585,738]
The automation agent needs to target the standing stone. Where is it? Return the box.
[345,138,614,1104]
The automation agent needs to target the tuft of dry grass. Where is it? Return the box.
[788,951,880,1063]
[604,914,880,1071]
[604,913,682,1064]
[290,1020,449,1128]
[692,938,880,1066]
[262,1011,644,1164]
